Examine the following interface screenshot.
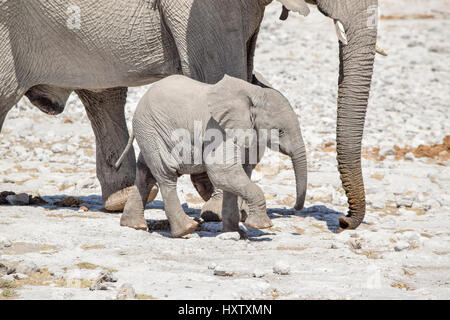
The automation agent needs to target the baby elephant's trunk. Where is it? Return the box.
[115,131,135,169]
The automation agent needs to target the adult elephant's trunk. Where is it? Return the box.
[334,3,378,230]
[291,135,308,211]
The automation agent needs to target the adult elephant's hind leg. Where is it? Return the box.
[76,88,142,211]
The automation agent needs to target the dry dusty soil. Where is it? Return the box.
[1,0,449,299]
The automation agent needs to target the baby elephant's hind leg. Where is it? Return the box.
[121,154,156,230]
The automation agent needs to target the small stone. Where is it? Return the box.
[330,244,339,249]
[217,232,241,241]
[273,261,290,275]
[395,196,414,208]
[1,274,15,281]
[213,265,234,277]
[16,261,40,275]
[0,237,12,248]
[394,241,410,252]
[89,270,118,291]
[77,177,97,190]
[379,144,396,156]
[252,270,266,278]
[0,262,16,275]
[99,270,117,283]
[208,263,217,270]
[404,152,415,161]
[13,273,29,280]
[78,206,89,212]
[347,239,362,250]
[6,193,30,205]
[116,283,136,300]
[51,143,66,153]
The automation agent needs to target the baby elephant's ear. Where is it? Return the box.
[208,75,254,131]
[277,0,310,18]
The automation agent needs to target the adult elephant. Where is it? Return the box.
[0,0,379,230]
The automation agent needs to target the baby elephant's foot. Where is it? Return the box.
[170,218,199,238]
[120,212,148,231]
[244,213,273,230]
[200,192,223,222]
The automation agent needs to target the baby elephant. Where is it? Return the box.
[116,75,307,237]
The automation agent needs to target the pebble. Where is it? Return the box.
[76,177,97,190]
[0,237,12,248]
[1,274,15,281]
[13,273,29,280]
[217,232,241,241]
[0,262,16,276]
[347,239,362,250]
[6,193,30,205]
[394,241,410,252]
[16,261,40,275]
[273,261,290,275]
[116,283,136,300]
[208,263,217,270]
[395,195,414,208]
[253,270,266,278]
[379,144,396,156]
[89,270,118,291]
[51,143,66,153]
[404,152,415,161]
[213,265,234,277]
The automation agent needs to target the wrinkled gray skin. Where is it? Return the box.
[116,75,307,237]
[0,0,378,230]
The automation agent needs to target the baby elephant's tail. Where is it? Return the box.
[115,130,135,170]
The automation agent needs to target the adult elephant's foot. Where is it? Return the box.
[244,213,273,230]
[170,218,199,238]
[104,185,159,212]
[200,190,223,222]
[120,211,148,231]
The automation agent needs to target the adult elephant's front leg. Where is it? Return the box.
[76,87,137,210]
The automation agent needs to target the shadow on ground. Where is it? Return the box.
[267,205,345,233]
[1,191,345,234]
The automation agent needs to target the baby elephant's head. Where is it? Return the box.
[208,74,307,211]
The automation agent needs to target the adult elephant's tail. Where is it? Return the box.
[115,130,135,170]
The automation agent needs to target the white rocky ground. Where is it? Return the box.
[1,0,449,300]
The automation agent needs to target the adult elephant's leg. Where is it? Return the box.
[0,97,18,133]
[121,153,158,230]
[75,88,143,210]
[0,59,26,133]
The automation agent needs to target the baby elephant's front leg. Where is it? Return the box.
[208,163,272,230]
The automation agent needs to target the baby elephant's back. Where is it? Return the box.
[135,75,210,126]
[132,75,212,160]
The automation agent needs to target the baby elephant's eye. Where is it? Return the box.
[278,128,286,137]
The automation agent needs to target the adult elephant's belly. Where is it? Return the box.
[40,35,182,90]
[28,2,182,90]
